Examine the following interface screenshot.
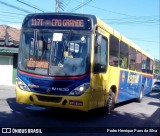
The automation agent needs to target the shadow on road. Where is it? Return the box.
[0,91,158,129]
[145,91,160,99]
[0,93,159,136]
[0,88,159,135]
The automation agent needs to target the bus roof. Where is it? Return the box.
[96,17,154,60]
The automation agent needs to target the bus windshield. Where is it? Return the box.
[18,29,91,76]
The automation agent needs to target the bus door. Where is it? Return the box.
[91,27,109,108]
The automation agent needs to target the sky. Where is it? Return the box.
[0,0,159,60]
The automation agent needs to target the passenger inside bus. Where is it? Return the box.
[41,37,51,60]
[129,59,136,71]
[109,56,119,67]
[35,35,51,61]
[120,56,128,69]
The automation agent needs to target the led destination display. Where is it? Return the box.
[32,19,84,27]
[23,14,92,30]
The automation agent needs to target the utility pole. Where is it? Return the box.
[56,0,59,12]
[55,0,64,12]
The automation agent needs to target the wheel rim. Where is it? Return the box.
[107,94,113,110]
[140,90,142,100]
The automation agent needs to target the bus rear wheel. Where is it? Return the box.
[136,87,143,103]
[106,91,115,114]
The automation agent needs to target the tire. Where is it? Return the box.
[106,91,115,114]
[136,88,143,103]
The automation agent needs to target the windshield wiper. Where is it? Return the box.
[33,29,38,57]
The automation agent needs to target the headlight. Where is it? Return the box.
[17,78,30,91]
[69,83,90,96]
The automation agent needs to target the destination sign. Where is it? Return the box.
[32,19,84,27]
[23,14,92,30]
[27,60,49,69]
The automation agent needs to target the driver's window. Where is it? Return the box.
[94,32,108,73]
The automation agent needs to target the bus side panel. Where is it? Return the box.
[133,74,152,98]
[117,70,131,103]
[141,74,153,95]
[107,66,120,102]
[117,70,153,103]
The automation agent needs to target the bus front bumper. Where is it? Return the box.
[15,86,90,112]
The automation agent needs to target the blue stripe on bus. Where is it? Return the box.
[17,71,90,95]
[117,70,152,103]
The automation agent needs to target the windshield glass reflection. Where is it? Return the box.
[18,29,91,76]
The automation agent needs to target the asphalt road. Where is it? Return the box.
[0,85,159,136]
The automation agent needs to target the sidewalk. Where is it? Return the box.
[0,85,16,99]
[0,85,16,91]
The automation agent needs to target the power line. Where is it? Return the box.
[69,0,95,13]
[84,3,138,17]
[0,19,22,24]
[101,16,159,25]
[61,0,71,11]
[0,13,24,19]
[106,21,159,25]
[0,0,31,13]
[0,10,26,16]
[102,16,159,21]
[67,0,156,20]
[56,0,64,12]
[16,0,45,12]
[0,10,25,24]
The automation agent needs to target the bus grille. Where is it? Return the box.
[36,95,62,103]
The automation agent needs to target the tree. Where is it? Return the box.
[154,59,160,79]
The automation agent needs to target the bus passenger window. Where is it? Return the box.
[129,47,136,71]
[146,57,153,74]
[150,60,154,74]
[120,41,128,69]
[142,54,147,73]
[146,58,150,73]
[109,35,119,67]
[136,51,142,72]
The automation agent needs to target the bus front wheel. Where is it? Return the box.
[106,91,115,114]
